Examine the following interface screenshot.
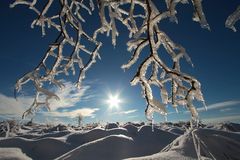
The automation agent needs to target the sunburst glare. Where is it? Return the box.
[106,93,122,109]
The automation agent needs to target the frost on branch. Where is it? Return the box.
[0,121,10,138]
[12,0,207,121]
[12,0,101,118]
[226,5,240,32]
[0,120,20,138]
[165,0,210,30]
[120,0,207,123]
[12,0,238,122]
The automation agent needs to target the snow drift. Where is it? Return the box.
[0,122,239,160]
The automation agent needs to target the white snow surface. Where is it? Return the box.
[0,148,31,160]
[0,122,239,160]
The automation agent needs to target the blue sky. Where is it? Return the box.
[0,0,240,125]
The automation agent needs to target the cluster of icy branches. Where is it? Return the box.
[12,0,102,118]
[11,0,240,122]
[0,121,10,138]
[0,120,20,138]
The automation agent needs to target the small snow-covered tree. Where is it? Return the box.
[10,0,240,123]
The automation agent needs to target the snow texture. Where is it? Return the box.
[0,121,240,160]
[0,148,31,160]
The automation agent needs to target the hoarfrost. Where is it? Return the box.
[226,5,240,32]
[10,0,239,123]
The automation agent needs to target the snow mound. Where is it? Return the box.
[108,128,129,135]
[123,124,138,135]
[133,125,178,156]
[56,135,134,160]
[57,125,178,159]
[43,124,69,132]
[0,137,73,160]
[67,127,128,146]
[167,127,185,135]
[126,150,195,160]
[105,123,119,129]
[0,148,32,160]
[17,130,71,140]
[208,122,240,132]
[125,122,145,128]
[1,122,240,160]
[16,134,40,139]
[128,128,240,160]
[195,128,240,159]
[35,131,71,139]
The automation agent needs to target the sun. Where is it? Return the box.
[106,94,122,108]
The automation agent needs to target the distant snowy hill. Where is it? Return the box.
[0,122,240,160]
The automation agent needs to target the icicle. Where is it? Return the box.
[175,107,179,113]
[151,114,154,132]
[164,115,168,122]
[161,87,168,104]
[203,101,207,111]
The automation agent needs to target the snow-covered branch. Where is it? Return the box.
[11,0,239,122]
[226,5,240,32]
[12,0,102,118]
[121,0,207,122]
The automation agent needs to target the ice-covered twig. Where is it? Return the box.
[191,0,210,30]
[0,121,10,138]
[165,0,210,30]
[120,0,206,123]
[12,0,102,118]
[226,5,240,32]
[0,120,21,138]
[11,0,213,122]
[165,0,189,23]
